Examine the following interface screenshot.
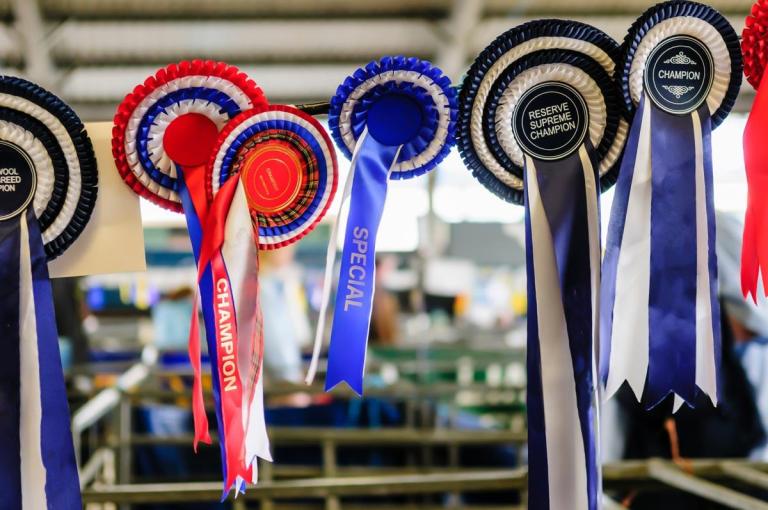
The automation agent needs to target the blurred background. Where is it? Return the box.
[10,0,768,508]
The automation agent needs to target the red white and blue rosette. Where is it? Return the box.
[112,60,267,212]
[601,1,741,412]
[187,105,338,492]
[208,105,338,249]
[457,22,627,510]
[457,20,627,205]
[112,61,269,497]
[741,1,768,305]
[306,56,457,393]
[0,77,97,509]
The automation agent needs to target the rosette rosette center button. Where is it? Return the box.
[367,94,424,145]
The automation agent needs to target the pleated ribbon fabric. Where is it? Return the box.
[0,77,98,509]
[601,1,741,409]
[306,56,456,393]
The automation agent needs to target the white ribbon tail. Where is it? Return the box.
[19,216,48,509]
[305,128,369,385]
[605,100,652,401]
[580,145,603,499]
[692,110,717,406]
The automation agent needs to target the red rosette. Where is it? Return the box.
[744,0,768,89]
[112,60,268,212]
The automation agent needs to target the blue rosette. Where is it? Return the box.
[0,76,97,259]
[457,19,626,204]
[602,1,742,411]
[457,22,628,510]
[308,56,457,394]
[328,55,457,179]
[618,0,741,127]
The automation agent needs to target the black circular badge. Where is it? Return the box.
[512,82,589,161]
[0,140,35,221]
[644,35,713,115]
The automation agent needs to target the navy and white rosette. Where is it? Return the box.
[0,77,97,509]
[457,22,627,510]
[458,19,628,205]
[601,1,742,410]
[305,56,457,393]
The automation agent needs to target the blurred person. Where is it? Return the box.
[716,211,768,460]
[259,245,312,407]
[52,277,90,367]
[608,211,766,509]
[370,255,401,345]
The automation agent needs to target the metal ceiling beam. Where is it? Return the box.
[60,64,357,103]
[12,0,57,88]
[39,0,753,17]
[48,19,441,64]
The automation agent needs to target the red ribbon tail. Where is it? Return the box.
[197,176,241,284]
[188,290,211,451]
[743,71,768,298]
[742,207,759,302]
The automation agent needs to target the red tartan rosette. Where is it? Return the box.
[207,105,338,250]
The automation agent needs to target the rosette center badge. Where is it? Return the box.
[0,141,36,221]
[512,82,590,161]
[644,35,714,114]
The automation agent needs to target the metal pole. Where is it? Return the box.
[323,439,341,510]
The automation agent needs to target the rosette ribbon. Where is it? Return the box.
[305,56,456,394]
[601,1,741,409]
[202,105,338,489]
[0,77,98,508]
[742,0,768,299]
[112,61,269,495]
[457,21,628,510]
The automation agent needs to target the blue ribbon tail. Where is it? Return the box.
[178,170,230,487]
[0,209,82,508]
[524,145,600,510]
[0,214,22,508]
[28,210,82,508]
[599,97,646,385]
[325,131,398,395]
[646,106,699,407]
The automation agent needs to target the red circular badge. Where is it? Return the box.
[164,113,220,167]
[240,139,305,214]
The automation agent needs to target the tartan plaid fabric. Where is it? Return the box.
[232,129,321,229]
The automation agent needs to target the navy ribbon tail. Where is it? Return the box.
[646,105,698,407]
[534,148,599,509]
[28,209,82,507]
[0,214,21,508]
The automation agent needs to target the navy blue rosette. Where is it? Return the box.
[457,22,627,510]
[0,77,97,509]
[458,19,627,205]
[306,56,457,393]
[601,1,741,411]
